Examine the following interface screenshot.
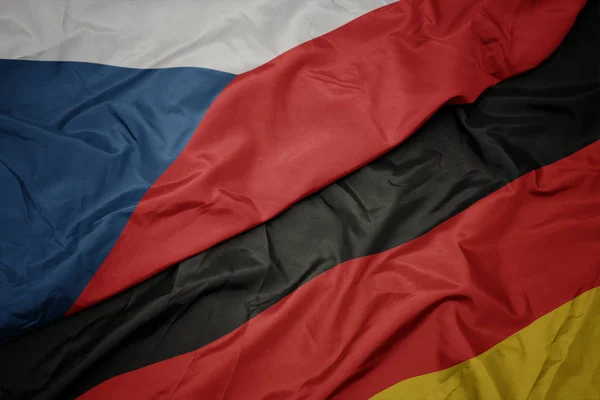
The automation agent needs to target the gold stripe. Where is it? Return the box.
[372,288,600,400]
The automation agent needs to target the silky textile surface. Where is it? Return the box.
[0,61,234,340]
[0,1,598,398]
[76,139,600,399]
[373,288,600,400]
[0,0,587,341]
[68,0,588,318]
[0,0,392,73]
[0,0,390,340]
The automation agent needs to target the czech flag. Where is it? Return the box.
[0,0,598,398]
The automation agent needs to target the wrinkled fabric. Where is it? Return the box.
[0,0,392,341]
[373,288,600,400]
[0,61,235,342]
[70,0,588,322]
[78,137,600,399]
[1,0,586,340]
[0,2,597,397]
[0,0,393,74]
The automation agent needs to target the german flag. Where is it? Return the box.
[0,0,598,399]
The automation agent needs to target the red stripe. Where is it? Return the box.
[79,139,600,399]
[70,0,586,313]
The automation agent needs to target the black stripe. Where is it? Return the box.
[0,2,598,399]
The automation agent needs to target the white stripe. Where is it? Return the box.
[0,0,394,74]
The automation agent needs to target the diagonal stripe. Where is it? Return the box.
[0,3,597,396]
[0,0,394,73]
[77,138,600,399]
[69,0,587,318]
[373,288,600,400]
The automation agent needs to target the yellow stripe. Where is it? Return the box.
[372,288,600,400]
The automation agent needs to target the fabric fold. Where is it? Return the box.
[70,0,587,320]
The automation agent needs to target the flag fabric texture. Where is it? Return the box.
[0,0,598,399]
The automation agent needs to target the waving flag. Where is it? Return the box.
[0,0,598,399]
